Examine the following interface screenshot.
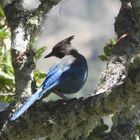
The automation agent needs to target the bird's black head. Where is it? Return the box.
[44,35,74,59]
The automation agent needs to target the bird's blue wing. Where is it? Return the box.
[10,87,43,121]
[42,64,72,90]
[10,64,75,121]
[46,64,59,78]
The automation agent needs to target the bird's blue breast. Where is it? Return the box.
[58,68,88,94]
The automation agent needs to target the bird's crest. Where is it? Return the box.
[44,35,75,58]
[56,35,74,46]
[64,35,74,43]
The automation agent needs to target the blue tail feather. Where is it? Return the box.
[10,87,45,121]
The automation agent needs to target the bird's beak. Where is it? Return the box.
[44,52,53,58]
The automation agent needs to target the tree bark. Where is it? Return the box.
[1,0,140,140]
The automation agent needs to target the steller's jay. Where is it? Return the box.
[10,35,88,121]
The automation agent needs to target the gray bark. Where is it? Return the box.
[1,0,140,140]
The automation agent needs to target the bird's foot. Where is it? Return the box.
[54,91,69,101]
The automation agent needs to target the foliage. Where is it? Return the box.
[35,46,47,61]
[0,4,14,103]
[0,4,4,18]
[99,39,116,61]
[34,46,47,86]
[34,70,46,87]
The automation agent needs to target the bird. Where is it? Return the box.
[10,35,88,121]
